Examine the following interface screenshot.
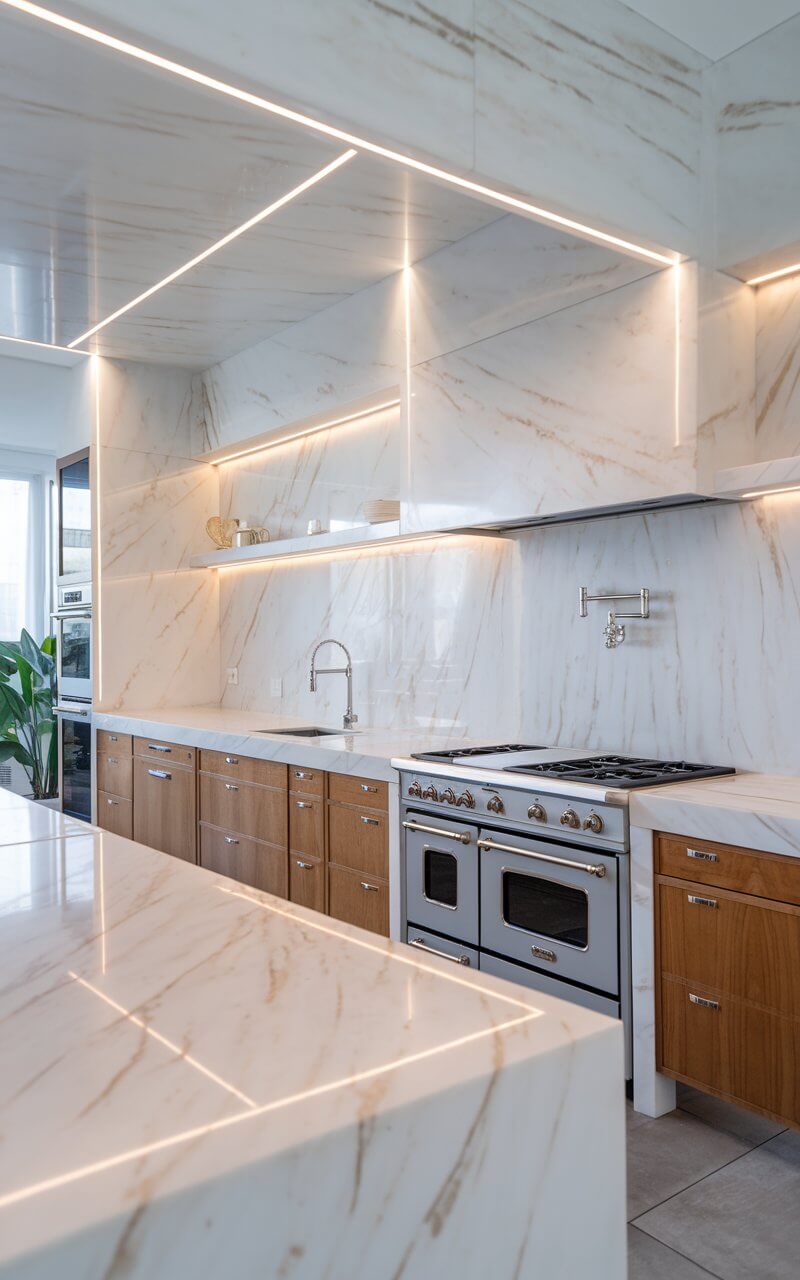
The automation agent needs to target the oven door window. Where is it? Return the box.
[502,870,588,950]
[60,618,91,682]
[424,847,458,909]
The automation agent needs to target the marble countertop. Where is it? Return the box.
[93,705,480,784]
[630,771,800,858]
[0,791,625,1278]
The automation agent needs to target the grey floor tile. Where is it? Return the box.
[634,1131,800,1280]
[628,1226,720,1279]
[677,1084,786,1146]
[626,1105,751,1220]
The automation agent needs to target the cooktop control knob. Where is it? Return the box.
[439,787,457,805]
[407,780,423,798]
[560,808,580,829]
[457,791,476,809]
[527,802,547,822]
[486,794,505,815]
[422,784,439,801]
[583,812,604,834]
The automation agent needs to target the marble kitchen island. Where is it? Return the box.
[0,799,626,1279]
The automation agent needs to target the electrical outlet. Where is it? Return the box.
[270,677,283,698]
[226,667,238,686]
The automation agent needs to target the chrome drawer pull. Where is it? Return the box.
[360,783,377,793]
[109,735,118,742]
[107,757,118,765]
[360,881,379,892]
[409,937,471,966]
[148,744,171,753]
[147,769,171,780]
[689,993,720,1011]
[295,800,312,809]
[294,770,312,779]
[296,860,313,870]
[225,756,239,765]
[106,798,118,806]
[224,836,239,845]
[224,783,239,792]
[686,848,718,863]
[360,815,379,826]
[688,894,717,908]
[402,820,471,845]
[477,837,607,878]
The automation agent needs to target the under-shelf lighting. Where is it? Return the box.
[0,0,676,269]
[747,262,800,287]
[210,397,401,465]
[741,484,800,499]
[210,531,491,571]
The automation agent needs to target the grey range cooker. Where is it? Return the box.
[392,746,735,1077]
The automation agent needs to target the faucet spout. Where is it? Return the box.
[308,638,358,730]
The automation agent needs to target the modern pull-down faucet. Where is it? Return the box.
[309,639,358,730]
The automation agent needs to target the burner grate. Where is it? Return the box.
[503,754,735,789]
[411,743,543,763]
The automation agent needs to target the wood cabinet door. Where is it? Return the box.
[328,774,387,810]
[199,823,287,898]
[133,757,196,863]
[134,737,196,769]
[289,853,325,914]
[97,790,133,840]
[96,751,133,801]
[289,794,325,859]
[97,730,132,755]
[328,863,389,936]
[328,804,388,878]
[657,832,800,906]
[199,773,287,845]
[288,765,325,797]
[200,751,287,789]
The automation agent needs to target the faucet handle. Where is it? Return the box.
[344,713,359,729]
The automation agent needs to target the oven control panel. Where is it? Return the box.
[400,772,627,850]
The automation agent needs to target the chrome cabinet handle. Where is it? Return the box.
[360,881,379,892]
[108,735,118,742]
[689,993,720,1011]
[477,837,607,878]
[106,798,118,806]
[224,783,239,792]
[224,836,239,845]
[225,756,239,765]
[402,820,470,845]
[688,894,717,908]
[360,783,377,793]
[296,860,313,870]
[107,757,118,765]
[147,744,171,753]
[295,800,312,809]
[408,937,471,966]
[147,769,171,780]
[360,815,379,826]
[686,847,718,863]
[294,770,313,779]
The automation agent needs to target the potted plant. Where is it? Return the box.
[0,630,58,803]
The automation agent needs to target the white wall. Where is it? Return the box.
[0,354,91,457]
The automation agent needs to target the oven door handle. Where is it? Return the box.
[50,611,92,622]
[408,937,472,966]
[54,705,90,718]
[402,819,471,845]
[477,837,607,878]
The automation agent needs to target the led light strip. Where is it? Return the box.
[0,332,91,357]
[0,0,676,269]
[68,149,356,347]
[210,397,401,465]
[747,262,800,287]
[741,484,800,499]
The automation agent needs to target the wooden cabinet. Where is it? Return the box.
[289,765,325,797]
[96,750,133,800]
[328,773,388,810]
[328,863,389,936]
[289,794,326,859]
[199,823,287,898]
[326,778,389,936]
[199,772,287,845]
[289,852,325,914]
[200,750,286,790]
[133,736,195,769]
[133,751,197,863]
[656,830,800,1129]
[96,728,133,837]
[328,805,389,880]
[97,790,132,839]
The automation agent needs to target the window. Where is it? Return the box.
[0,459,50,643]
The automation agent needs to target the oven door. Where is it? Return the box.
[403,813,479,945]
[479,830,619,995]
[56,705,92,822]
[53,611,92,702]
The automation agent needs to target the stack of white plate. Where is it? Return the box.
[363,499,400,524]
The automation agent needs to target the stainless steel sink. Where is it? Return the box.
[257,726,348,737]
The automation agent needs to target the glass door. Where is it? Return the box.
[56,614,92,701]
[60,714,92,821]
[57,451,91,581]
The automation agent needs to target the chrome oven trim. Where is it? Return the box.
[421,842,459,911]
[498,862,590,953]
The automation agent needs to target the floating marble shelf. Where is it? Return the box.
[191,522,425,568]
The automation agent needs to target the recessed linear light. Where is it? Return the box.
[208,398,402,465]
[0,332,92,357]
[68,149,356,347]
[741,484,800,499]
[747,262,800,287]
[1,0,676,269]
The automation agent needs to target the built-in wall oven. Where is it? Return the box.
[52,581,93,822]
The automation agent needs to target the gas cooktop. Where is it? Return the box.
[505,754,736,789]
[411,744,543,764]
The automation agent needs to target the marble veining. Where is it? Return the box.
[0,806,625,1278]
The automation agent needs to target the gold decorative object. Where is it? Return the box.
[206,516,239,549]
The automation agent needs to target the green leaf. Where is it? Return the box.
[20,630,53,678]
[37,718,55,738]
[0,683,28,725]
[41,634,56,658]
[0,740,34,768]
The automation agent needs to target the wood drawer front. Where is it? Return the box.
[134,736,196,769]
[133,757,196,863]
[199,823,287,899]
[328,863,389,937]
[199,772,287,845]
[659,977,800,1128]
[328,773,387,811]
[659,879,800,1020]
[289,795,325,859]
[96,751,133,800]
[97,790,132,840]
[328,803,388,878]
[97,729,132,756]
[656,832,800,906]
[289,853,325,914]
[289,765,325,797]
[200,750,287,790]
